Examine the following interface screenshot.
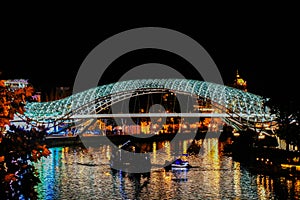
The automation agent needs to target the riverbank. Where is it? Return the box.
[45,131,215,147]
[227,143,300,177]
[45,135,81,147]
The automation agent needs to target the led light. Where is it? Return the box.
[22,79,272,126]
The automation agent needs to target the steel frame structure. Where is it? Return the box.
[23,79,274,128]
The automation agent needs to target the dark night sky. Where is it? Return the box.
[0,10,299,106]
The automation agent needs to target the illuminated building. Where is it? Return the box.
[233,70,247,92]
[3,79,41,102]
[4,79,29,90]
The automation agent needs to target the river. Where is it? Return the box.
[34,138,299,199]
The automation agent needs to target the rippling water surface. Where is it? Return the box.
[34,138,299,199]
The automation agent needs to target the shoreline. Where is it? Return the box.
[45,131,217,147]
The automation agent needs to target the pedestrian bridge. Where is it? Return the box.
[21,79,275,130]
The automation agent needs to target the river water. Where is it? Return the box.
[34,138,299,199]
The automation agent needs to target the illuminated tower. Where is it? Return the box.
[233,70,247,92]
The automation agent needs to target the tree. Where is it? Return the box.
[0,79,50,199]
[269,99,300,151]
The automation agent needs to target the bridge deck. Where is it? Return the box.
[70,113,268,119]
[13,113,271,122]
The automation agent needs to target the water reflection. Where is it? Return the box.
[111,169,151,200]
[34,138,299,199]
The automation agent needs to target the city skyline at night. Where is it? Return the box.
[1,9,300,199]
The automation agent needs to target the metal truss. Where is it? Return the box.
[24,79,274,126]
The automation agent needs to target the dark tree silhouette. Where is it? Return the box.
[268,99,300,151]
